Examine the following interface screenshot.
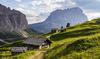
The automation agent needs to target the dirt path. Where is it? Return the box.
[28,51,46,59]
[34,51,46,59]
[28,51,42,59]
[47,32,59,39]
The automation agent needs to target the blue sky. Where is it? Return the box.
[0,0,100,24]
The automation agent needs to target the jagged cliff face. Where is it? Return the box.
[44,7,88,27]
[0,4,28,31]
[29,7,88,33]
[0,4,43,45]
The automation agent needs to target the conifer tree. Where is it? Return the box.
[66,23,70,27]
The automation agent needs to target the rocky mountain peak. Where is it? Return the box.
[0,4,28,31]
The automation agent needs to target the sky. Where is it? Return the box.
[0,0,100,24]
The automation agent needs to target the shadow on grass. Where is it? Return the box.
[46,38,98,59]
[47,43,65,54]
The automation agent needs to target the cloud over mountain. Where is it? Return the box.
[1,0,100,24]
[16,0,21,2]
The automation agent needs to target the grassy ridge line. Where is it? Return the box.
[36,32,55,38]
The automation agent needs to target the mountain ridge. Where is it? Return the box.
[29,7,88,33]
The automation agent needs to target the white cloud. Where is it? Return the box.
[16,0,21,2]
[86,12,100,21]
[30,0,76,12]
[27,17,44,24]
[30,7,36,10]
[15,8,38,24]
[27,12,49,24]
[30,1,42,6]
[15,8,38,16]
[84,9,100,20]
[19,4,28,8]
[15,7,49,24]
[27,17,37,24]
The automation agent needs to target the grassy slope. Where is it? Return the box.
[36,32,55,38]
[24,28,43,37]
[2,18,100,59]
[0,50,36,59]
[41,19,100,59]
[0,40,24,48]
[0,28,43,46]
[0,29,25,46]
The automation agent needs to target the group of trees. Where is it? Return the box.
[61,23,70,29]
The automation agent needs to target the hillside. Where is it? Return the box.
[29,7,88,33]
[44,18,100,59]
[0,28,43,46]
[1,18,100,59]
[37,18,100,59]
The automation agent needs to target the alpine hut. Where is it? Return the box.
[11,47,27,56]
[51,28,58,33]
[23,37,52,50]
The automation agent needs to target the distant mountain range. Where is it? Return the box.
[29,7,88,33]
[0,4,42,45]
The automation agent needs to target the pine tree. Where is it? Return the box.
[66,23,70,27]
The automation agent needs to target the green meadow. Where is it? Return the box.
[1,18,100,59]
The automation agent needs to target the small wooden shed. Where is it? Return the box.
[23,37,52,50]
[61,29,66,32]
[11,47,27,56]
[51,28,58,33]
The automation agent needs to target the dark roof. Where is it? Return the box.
[61,29,65,30]
[51,28,58,30]
[23,37,51,46]
[11,47,27,52]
